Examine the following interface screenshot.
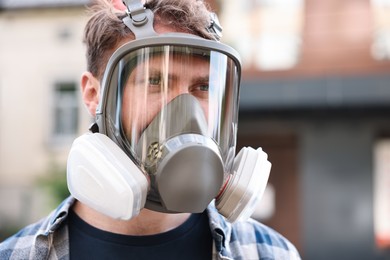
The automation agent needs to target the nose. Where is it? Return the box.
[165,82,191,104]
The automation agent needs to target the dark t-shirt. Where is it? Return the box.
[68,209,212,260]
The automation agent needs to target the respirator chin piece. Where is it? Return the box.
[216,147,271,223]
[67,133,149,220]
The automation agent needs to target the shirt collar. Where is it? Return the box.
[44,196,75,235]
[206,201,232,256]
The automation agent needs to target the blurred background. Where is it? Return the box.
[0,0,390,259]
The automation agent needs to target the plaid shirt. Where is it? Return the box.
[0,197,300,260]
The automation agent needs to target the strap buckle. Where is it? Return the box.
[122,0,148,26]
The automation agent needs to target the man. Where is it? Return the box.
[0,0,301,259]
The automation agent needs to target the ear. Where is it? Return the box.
[81,72,100,116]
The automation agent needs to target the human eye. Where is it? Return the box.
[147,74,162,92]
[148,75,161,86]
[198,83,209,92]
[194,80,210,93]
[190,82,209,99]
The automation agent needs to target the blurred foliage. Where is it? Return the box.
[36,164,70,207]
[0,165,70,242]
[0,225,21,242]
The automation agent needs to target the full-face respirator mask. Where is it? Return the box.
[67,0,271,222]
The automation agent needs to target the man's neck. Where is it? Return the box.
[72,200,191,236]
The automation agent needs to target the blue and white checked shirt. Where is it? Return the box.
[0,197,300,259]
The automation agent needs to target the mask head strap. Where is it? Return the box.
[122,0,223,41]
[207,12,223,41]
[123,0,147,25]
[122,0,157,38]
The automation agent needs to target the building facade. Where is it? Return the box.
[217,0,390,259]
[0,1,91,236]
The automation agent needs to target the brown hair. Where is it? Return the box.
[83,0,214,79]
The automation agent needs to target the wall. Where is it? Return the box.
[238,108,390,259]
[301,116,388,259]
[0,7,90,231]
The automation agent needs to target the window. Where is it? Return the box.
[52,82,79,140]
[219,0,304,71]
[251,184,275,221]
[373,139,390,249]
[371,0,390,60]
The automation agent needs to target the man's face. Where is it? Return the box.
[121,52,211,142]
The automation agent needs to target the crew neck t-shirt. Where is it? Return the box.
[68,209,212,260]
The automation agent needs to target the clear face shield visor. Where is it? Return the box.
[96,36,241,213]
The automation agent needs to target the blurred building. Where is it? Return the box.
[0,0,91,236]
[0,0,390,259]
[217,0,390,259]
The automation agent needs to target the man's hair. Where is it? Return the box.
[84,0,214,79]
